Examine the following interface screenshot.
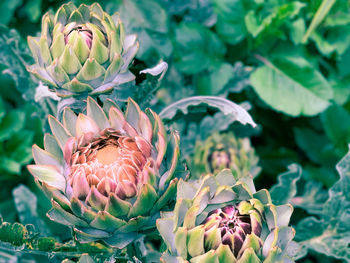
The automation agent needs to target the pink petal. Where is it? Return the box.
[138,112,152,143]
[135,136,152,157]
[63,137,76,165]
[72,171,90,199]
[75,113,100,138]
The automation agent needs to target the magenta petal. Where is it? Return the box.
[239,222,251,235]
[233,233,244,256]
[236,228,246,242]
[222,232,233,249]
[251,215,262,237]
[222,205,236,218]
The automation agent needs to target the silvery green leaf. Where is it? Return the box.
[12,185,51,236]
[159,96,257,127]
[34,82,60,102]
[296,147,350,262]
[270,164,302,205]
[0,25,35,100]
[140,61,168,80]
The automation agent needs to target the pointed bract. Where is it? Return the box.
[157,170,296,262]
[27,2,139,98]
[28,98,185,247]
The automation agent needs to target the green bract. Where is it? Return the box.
[27,97,184,248]
[191,132,260,179]
[157,170,297,263]
[27,2,138,98]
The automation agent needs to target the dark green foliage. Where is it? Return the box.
[0,0,349,262]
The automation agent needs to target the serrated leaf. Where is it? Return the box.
[173,23,226,74]
[296,148,350,261]
[12,185,51,236]
[292,180,328,215]
[0,25,35,100]
[270,164,302,205]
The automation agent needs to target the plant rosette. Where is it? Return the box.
[157,169,298,263]
[191,132,260,179]
[28,2,138,98]
[28,97,186,248]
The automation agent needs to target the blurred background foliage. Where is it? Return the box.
[0,0,349,262]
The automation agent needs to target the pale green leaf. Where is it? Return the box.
[250,56,333,116]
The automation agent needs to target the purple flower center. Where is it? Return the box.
[202,204,261,257]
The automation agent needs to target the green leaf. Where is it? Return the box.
[245,2,305,40]
[321,104,350,154]
[269,165,329,216]
[7,131,34,164]
[332,77,350,106]
[294,127,339,165]
[0,0,22,25]
[290,18,306,44]
[0,158,21,174]
[173,23,226,74]
[292,180,328,215]
[250,56,333,116]
[338,49,350,78]
[302,0,336,43]
[24,0,42,23]
[117,0,171,62]
[0,110,25,141]
[195,63,234,95]
[212,0,247,45]
[270,164,302,205]
[302,165,338,189]
[310,27,350,56]
[159,96,256,128]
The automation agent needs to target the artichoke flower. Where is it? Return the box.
[27,97,183,248]
[157,170,297,262]
[191,132,260,179]
[27,2,138,98]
